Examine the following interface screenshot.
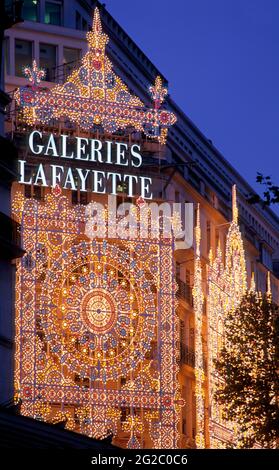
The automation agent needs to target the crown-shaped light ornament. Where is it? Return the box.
[15,8,176,144]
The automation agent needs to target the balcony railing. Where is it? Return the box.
[52,59,82,83]
[176,277,193,306]
[179,343,195,368]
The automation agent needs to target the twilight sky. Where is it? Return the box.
[106,0,279,213]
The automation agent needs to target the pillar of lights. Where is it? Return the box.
[207,185,247,448]
[192,204,205,448]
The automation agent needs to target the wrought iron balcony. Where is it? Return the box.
[179,342,195,368]
[176,277,193,306]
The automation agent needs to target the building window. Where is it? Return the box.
[45,1,63,26]
[82,18,87,31]
[176,261,180,279]
[75,11,81,30]
[215,227,219,253]
[63,47,81,78]
[260,244,273,270]
[4,37,10,75]
[273,260,279,279]
[24,185,32,199]
[186,269,190,287]
[182,418,187,435]
[22,0,39,22]
[39,43,57,82]
[33,186,44,201]
[206,220,211,254]
[15,39,33,77]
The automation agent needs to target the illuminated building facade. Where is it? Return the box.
[0,2,24,406]
[3,1,279,448]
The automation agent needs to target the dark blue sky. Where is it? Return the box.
[106,0,279,211]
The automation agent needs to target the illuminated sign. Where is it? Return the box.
[19,131,153,198]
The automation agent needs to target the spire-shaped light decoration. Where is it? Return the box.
[192,204,205,448]
[250,271,256,292]
[232,184,238,224]
[207,185,248,448]
[15,7,176,144]
[226,185,247,311]
[266,271,272,303]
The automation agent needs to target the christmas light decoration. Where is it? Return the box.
[14,7,176,144]
[207,185,247,448]
[192,204,205,448]
[22,60,45,85]
[12,189,183,448]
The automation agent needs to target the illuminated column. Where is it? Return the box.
[207,185,248,448]
[158,239,180,448]
[14,197,38,416]
[192,204,205,448]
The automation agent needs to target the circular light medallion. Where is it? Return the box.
[81,289,117,334]
[40,241,157,381]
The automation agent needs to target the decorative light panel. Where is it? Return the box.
[12,190,183,448]
[15,8,177,144]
